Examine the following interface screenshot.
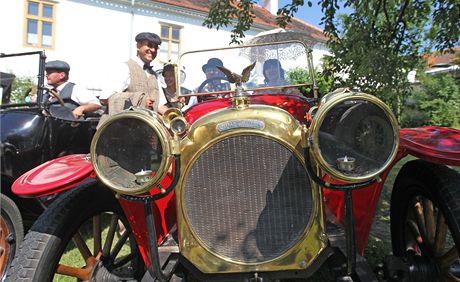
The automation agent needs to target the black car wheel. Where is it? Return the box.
[391,160,460,281]
[0,193,24,281]
[7,184,144,281]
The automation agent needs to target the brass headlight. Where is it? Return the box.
[90,109,173,195]
[310,90,399,182]
[162,107,189,135]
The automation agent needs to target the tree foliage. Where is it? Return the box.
[401,73,460,128]
[10,75,34,104]
[204,0,459,51]
[287,65,335,97]
[203,0,255,44]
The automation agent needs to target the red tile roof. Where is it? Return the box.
[153,0,328,42]
[423,47,460,67]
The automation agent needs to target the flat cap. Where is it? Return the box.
[45,60,70,72]
[135,32,161,46]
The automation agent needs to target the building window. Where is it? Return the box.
[159,23,182,64]
[24,0,55,49]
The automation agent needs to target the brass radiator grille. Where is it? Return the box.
[183,135,312,263]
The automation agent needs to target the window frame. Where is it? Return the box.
[159,22,183,64]
[23,0,56,49]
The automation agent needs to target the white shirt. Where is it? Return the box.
[55,81,101,106]
[99,56,167,107]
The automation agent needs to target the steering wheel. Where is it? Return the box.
[47,88,65,106]
[197,76,230,94]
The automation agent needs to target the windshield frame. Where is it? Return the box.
[177,40,318,99]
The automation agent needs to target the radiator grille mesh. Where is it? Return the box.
[183,135,312,263]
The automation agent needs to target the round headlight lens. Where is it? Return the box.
[170,117,188,135]
[91,111,172,195]
[310,93,399,182]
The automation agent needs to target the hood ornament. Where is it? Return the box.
[217,62,256,97]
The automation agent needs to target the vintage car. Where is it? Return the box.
[0,51,100,280]
[6,40,460,281]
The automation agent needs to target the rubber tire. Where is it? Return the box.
[0,193,24,280]
[390,159,460,258]
[7,184,143,281]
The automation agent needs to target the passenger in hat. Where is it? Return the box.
[195,58,231,102]
[99,32,168,123]
[159,64,196,110]
[44,60,101,119]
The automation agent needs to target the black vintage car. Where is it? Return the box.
[0,51,100,279]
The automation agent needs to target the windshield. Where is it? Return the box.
[0,52,43,106]
[178,41,314,99]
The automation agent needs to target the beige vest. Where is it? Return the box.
[98,59,160,128]
[125,59,160,111]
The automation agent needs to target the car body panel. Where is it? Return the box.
[12,154,94,197]
[184,94,315,125]
[399,126,460,166]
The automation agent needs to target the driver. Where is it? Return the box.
[196,58,231,102]
[45,60,101,119]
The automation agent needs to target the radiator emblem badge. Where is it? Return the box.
[216,119,265,132]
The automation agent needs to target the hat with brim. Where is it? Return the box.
[45,60,70,72]
[202,58,224,73]
[135,32,162,46]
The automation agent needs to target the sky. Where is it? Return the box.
[278,0,326,29]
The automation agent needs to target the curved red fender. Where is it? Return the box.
[12,154,94,197]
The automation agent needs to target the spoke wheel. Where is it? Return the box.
[7,185,144,281]
[0,193,23,280]
[391,160,460,282]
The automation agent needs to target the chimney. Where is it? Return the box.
[260,0,279,15]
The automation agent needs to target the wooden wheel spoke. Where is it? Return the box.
[423,198,436,245]
[93,215,102,255]
[72,231,92,260]
[102,215,119,257]
[113,253,134,268]
[439,247,459,269]
[405,224,418,252]
[56,264,91,280]
[56,256,98,280]
[110,229,130,259]
[434,212,449,257]
[407,218,423,245]
[413,199,429,246]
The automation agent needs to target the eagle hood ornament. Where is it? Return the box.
[217,62,256,87]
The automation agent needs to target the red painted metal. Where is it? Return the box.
[399,126,460,166]
[118,166,177,267]
[12,154,94,197]
[184,94,314,125]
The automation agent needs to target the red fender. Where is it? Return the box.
[12,154,95,197]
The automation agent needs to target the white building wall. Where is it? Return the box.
[1,0,328,92]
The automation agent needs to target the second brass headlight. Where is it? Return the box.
[309,91,399,182]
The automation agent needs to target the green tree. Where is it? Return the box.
[287,67,335,97]
[10,75,34,104]
[401,73,460,127]
[204,0,459,52]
